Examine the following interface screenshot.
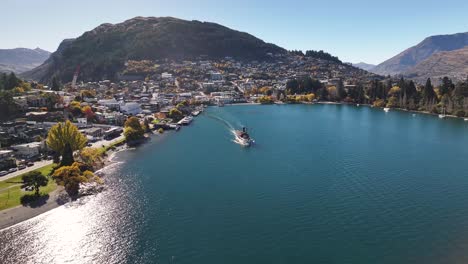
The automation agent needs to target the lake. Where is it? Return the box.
[2,104,468,263]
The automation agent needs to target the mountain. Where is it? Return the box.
[372,32,468,76]
[352,62,376,71]
[405,46,468,83]
[23,17,287,82]
[0,48,50,73]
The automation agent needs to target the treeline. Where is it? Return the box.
[284,76,468,117]
[0,73,27,121]
[0,72,22,90]
[0,72,47,121]
[289,50,342,63]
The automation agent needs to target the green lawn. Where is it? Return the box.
[0,163,57,211]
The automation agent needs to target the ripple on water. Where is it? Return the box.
[2,105,468,263]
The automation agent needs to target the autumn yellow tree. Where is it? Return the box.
[306,93,316,102]
[79,147,103,169]
[46,120,87,166]
[52,162,101,197]
[124,117,145,142]
[259,86,271,95]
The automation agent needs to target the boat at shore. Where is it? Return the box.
[384,107,390,112]
[177,116,193,125]
[234,127,254,147]
[439,107,446,119]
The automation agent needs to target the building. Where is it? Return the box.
[104,127,123,140]
[81,127,104,139]
[103,112,126,126]
[11,142,43,159]
[210,71,223,81]
[120,102,142,115]
[161,72,173,79]
[0,150,16,170]
[98,99,121,110]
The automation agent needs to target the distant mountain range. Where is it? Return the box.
[372,32,468,82]
[23,17,288,82]
[405,46,468,83]
[0,48,50,73]
[352,62,376,71]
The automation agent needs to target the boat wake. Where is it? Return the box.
[205,114,235,130]
[206,114,254,147]
[230,130,253,146]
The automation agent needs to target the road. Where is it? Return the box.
[0,159,53,181]
[0,134,125,182]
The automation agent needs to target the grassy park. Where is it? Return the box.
[0,164,57,210]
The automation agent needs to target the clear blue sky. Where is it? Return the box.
[2,0,468,64]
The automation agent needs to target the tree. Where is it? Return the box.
[52,162,100,197]
[143,118,151,132]
[46,121,87,166]
[79,147,103,168]
[6,73,20,90]
[304,50,342,63]
[258,95,274,104]
[81,90,96,98]
[124,117,145,142]
[168,108,183,121]
[51,76,61,91]
[439,77,454,96]
[422,78,437,108]
[21,171,48,196]
[336,79,346,100]
[69,101,83,117]
[81,105,95,120]
[0,90,19,121]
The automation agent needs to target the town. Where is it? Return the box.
[0,53,378,177]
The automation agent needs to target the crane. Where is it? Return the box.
[71,65,80,90]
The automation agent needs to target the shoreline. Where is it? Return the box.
[0,186,65,231]
[2,103,465,231]
[0,145,126,231]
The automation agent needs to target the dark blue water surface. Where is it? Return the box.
[2,104,468,264]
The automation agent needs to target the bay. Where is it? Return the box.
[2,104,468,263]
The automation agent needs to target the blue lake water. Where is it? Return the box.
[2,104,468,263]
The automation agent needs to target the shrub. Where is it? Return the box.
[373,99,386,108]
[455,109,465,117]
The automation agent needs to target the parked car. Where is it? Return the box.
[27,162,34,167]
[0,171,8,176]
[8,168,18,173]
[18,165,27,170]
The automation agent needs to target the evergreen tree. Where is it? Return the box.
[421,78,436,109]
[439,77,453,96]
[336,79,346,100]
[0,73,7,90]
[6,72,20,90]
[51,76,61,91]
[406,81,417,98]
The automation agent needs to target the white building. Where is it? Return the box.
[161,72,173,79]
[11,142,43,159]
[210,71,223,81]
[120,102,142,115]
[98,99,121,110]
